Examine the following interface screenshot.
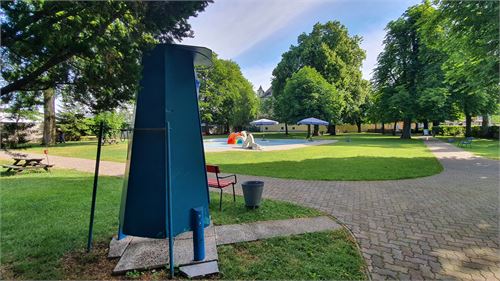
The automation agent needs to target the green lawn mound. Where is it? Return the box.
[0,168,365,280]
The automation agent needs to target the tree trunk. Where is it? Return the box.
[432,120,440,127]
[423,120,429,130]
[381,123,385,135]
[414,122,419,134]
[401,118,412,139]
[43,88,56,145]
[356,120,362,133]
[313,124,319,136]
[392,121,397,136]
[327,124,336,135]
[306,124,311,138]
[481,115,489,137]
[465,114,472,137]
[204,122,210,135]
[285,123,288,135]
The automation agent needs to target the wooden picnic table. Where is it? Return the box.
[2,157,53,172]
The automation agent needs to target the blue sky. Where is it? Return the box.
[182,0,421,90]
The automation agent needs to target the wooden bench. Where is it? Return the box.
[206,165,237,211]
[2,157,54,173]
[2,164,54,172]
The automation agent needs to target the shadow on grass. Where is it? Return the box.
[0,172,322,279]
[216,156,443,181]
[1,174,122,279]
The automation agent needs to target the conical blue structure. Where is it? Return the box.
[119,44,212,240]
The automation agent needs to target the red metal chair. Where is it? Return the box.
[206,164,237,210]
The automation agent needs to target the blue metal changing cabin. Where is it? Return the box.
[118,44,212,274]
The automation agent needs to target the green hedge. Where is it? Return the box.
[432,125,464,136]
[433,125,499,139]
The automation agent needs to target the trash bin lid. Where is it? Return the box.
[242,181,264,185]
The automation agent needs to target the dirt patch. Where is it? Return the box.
[60,241,219,280]
[0,265,16,280]
[61,241,123,280]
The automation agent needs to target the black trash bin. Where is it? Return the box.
[241,181,264,208]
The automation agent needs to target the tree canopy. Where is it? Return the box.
[271,21,367,130]
[373,0,499,137]
[1,1,210,111]
[283,66,344,133]
[197,54,259,133]
[432,0,499,136]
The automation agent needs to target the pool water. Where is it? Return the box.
[203,138,308,149]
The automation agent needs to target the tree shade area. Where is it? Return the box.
[0,168,357,280]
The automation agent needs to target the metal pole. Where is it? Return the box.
[192,207,205,261]
[165,121,175,278]
[87,121,104,252]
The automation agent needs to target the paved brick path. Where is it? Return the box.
[2,138,498,280]
[0,151,124,176]
[234,139,500,280]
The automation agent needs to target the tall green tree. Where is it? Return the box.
[374,2,447,139]
[342,79,372,133]
[197,55,259,133]
[431,0,499,136]
[282,66,344,137]
[1,1,210,111]
[271,21,365,134]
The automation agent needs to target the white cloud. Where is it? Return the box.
[360,29,386,80]
[181,0,323,59]
[241,63,276,90]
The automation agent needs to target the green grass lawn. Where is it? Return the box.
[437,136,499,160]
[207,133,443,180]
[0,168,363,280]
[14,141,128,162]
[15,133,443,181]
[218,230,366,280]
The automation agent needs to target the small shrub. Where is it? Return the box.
[0,122,37,148]
[433,125,464,136]
[471,126,482,138]
[488,126,499,139]
[431,126,443,136]
[434,125,498,139]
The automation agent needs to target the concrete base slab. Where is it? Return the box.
[179,260,219,278]
[112,227,218,274]
[215,216,340,245]
[108,236,133,258]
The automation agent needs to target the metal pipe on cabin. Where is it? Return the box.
[87,121,104,252]
[165,121,175,278]
[192,207,205,261]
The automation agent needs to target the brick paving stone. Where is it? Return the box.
[228,139,499,280]
[3,138,498,280]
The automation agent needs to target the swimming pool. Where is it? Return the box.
[203,138,307,148]
[202,137,336,152]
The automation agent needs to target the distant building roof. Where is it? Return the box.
[257,86,272,99]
